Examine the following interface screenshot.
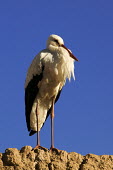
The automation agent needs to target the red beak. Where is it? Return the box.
[61,44,78,61]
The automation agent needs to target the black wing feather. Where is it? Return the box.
[25,66,44,131]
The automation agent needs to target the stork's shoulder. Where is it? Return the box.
[25,49,52,88]
[29,49,53,67]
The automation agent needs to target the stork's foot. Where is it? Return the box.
[49,146,60,153]
[32,145,48,151]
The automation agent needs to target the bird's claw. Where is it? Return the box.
[49,146,60,153]
[32,145,48,151]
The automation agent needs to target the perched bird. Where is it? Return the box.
[25,34,78,150]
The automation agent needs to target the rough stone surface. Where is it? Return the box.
[0,146,113,170]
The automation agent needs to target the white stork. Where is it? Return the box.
[25,34,78,150]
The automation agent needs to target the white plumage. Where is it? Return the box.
[25,34,78,148]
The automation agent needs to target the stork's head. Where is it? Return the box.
[46,34,78,61]
[46,34,64,49]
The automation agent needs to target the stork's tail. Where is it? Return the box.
[29,130,37,136]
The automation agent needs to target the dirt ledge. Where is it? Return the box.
[0,146,113,170]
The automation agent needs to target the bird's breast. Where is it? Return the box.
[37,51,75,102]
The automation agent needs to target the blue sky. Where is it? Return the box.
[0,0,113,155]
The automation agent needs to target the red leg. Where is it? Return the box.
[33,103,47,151]
[50,99,55,150]
[49,99,61,153]
[36,104,40,146]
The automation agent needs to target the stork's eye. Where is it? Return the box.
[54,39,59,44]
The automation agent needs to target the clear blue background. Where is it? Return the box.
[0,0,113,155]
